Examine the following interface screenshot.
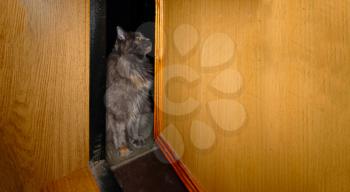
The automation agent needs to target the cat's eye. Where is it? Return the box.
[136,36,142,41]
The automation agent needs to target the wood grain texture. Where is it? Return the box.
[154,0,164,139]
[155,135,205,192]
[155,2,204,191]
[0,0,90,191]
[42,168,99,192]
[155,0,350,191]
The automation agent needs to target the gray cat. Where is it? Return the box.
[106,26,153,157]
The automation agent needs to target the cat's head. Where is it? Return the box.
[114,26,152,56]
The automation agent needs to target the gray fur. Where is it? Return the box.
[106,26,153,157]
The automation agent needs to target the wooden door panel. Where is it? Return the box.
[0,0,90,191]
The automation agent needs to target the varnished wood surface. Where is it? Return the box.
[154,0,164,139]
[155,1,203,191]
[156,135,205,192]
[42,168,99,192]
[156,0,350,191]
[0,0,90,191]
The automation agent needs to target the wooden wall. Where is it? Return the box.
[0,0,90,191]
[159,0,350,191]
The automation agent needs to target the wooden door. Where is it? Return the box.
[0,0,90,191]
[155,0,350,191]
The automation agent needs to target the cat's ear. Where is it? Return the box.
[116,26,126,40]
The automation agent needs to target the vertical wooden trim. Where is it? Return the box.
[154,0,164,138]
[154,1,205,191]
[86,0,91,160]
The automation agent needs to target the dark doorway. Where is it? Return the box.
[105,0,156,167]
[90,1,187,191]
[90,0,155,173]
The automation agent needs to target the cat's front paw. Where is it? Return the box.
[118,146,131,157]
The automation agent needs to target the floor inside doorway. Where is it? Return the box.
[112,148,188,192]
